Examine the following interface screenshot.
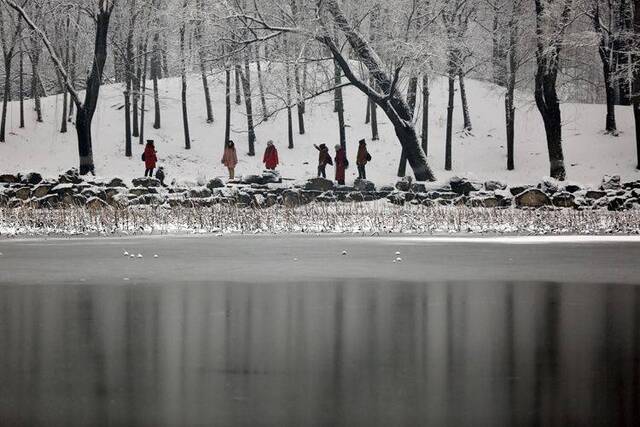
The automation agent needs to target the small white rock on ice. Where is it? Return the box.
[123,278,130,281]
[129,254,135,258]
[395,251,401,256]
[154,254,159,258]
[123,251,129,256]
[395,257,403,262]
[137,254,143,258]
[341,250,347,255]
[293,258,298,262]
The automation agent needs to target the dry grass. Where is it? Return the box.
[1,202,639,237]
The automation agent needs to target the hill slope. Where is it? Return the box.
[0,72,638,186]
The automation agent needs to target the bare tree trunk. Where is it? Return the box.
[286,54,294,149]
[633,0,640,168]
[534,0,567,180]
[421,73,429,155]
[139,41,148,145]
[179,2,190,150]
[31,43,42,123]
[459,73,472,132]
[369,77,378,141]
[225,64,231,144]
[255,45,268,121]
[593,1,618,134]
[334,59,346,150]
[132,42,142,137]
[445,66,455,171]
[0,58,11,142]
[152,31,161,129]
[234,64,242,105]
[68,10,80,122]
[19,46,24,129]
[294,63,305,134]
[397,75,418,177]
[239,56,256,156]
[195,15,213,124]
[60,14,70,133]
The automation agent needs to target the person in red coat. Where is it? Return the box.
[263,140,279,170]
[334,144,348,185]
[142,140,158,177]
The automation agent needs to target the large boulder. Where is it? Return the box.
[515,189,551,208]
[31,184,52,199]
[206,178,225,190]
[395,176,413,192]
[261,170,282,184]
[510,185,533,196]
[387,192,406,206]
[241,174,264,185]
[106,177,126,188]
[36,194,60,208]
[14,187,32,201]
[129,187,157,197]
[600,174,621,190]
[132,177,161,188]
[607,196,627,211]
[585,190,607,200]
[23,172,43,185]
[0,174,19,183]
[58,168,82,184]
[189,187,213,198]
[484,180,507,191]
[469,196,500,208]
[354,178,376,192]
[450,177,482,196]
[552,192,577,208]
[537,178,560,195]
[304,177,335,192]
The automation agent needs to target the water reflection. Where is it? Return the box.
[0,281,638,426]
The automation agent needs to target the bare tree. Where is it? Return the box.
[4,0,117,174]
[0,2,23,142]
[534,0,573,180]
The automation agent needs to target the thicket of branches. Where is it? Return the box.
[0,0,639,181]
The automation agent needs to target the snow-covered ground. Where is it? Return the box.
[1,71,638,186]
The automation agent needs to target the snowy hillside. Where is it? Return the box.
[0,72,638,186]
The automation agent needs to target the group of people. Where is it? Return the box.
[313,139,371,185]
[141,137,371,185]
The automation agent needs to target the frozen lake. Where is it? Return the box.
[0,235,639,426]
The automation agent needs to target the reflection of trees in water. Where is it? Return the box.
[0,281,639,425]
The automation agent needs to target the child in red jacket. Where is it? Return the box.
[263,140,279,170]
[142,140,158,177]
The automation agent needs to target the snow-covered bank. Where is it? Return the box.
[1,203,639,238]
[0,73,639,186]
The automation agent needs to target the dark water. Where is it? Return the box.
[0,280,639,427]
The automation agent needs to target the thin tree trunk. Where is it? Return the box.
[445,68,455,171]
[255,45,268,121]
[286,57,294,149]
[225,65,231,144]
[421,73,429,155]
[152,31,161,129]
[0,59,11,142]
[365,97,370,124]
[31,45,42,122]
[179,5,190,150]
[196,26,213,123]
[132,42,142,137]
[459,73,472,132]
[68,10,80,122]
[334,59,346,150]
[234,64,242,105]
[19,47,24,129]
[294,63,305,134]
[139,42,148,145]
[369,76,378,141]
[633,0,640,168]
[239,56,256,156]
[61,83,68,133]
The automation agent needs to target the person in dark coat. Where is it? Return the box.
[356,139,372,179]
[263,140,279,170]
[334,144,348,185]
[155,166,166,187]
[143,140,158,177]
[313,143,333,178]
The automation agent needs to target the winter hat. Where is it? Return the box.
[335,144,341,150]
[359,139,366,145]
[267,140,274,146]
[319,143,327,150]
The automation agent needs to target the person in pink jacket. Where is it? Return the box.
[221,140,238,179]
